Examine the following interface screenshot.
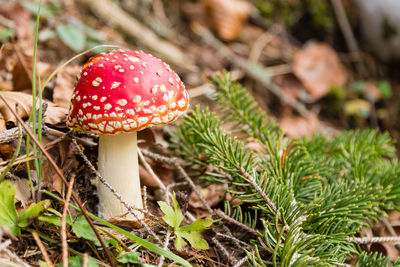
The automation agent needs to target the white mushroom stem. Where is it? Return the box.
[97,131,143,220]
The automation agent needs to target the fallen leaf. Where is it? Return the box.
[293,42,347,101]
[9,179,30,208]
[0,3,31,40]
[204,0,251,41]
[53,65,81,108]
[190,184,227,209]
[279,113,319,138]
[0,91,68,126]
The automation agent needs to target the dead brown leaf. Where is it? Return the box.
[9,179,31,208]
[279,113,319,138]
[0,43,51,92]
[203,0,251,41]
[189,183,227,209]
[0,91,68,126]
[53,65,81,108]
[293,42,347,101]
[0,3,31,40]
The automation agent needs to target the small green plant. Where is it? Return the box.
[158,193,213,250]
[0,180,50,235]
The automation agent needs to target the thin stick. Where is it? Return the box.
[176,165,213,214]
[157,230,171,267]
[347,236,400,244]
[62,175,75,267]
[237,165,276,212]
[0,94,116,267]
[138,148,166,191]
[32,231,53,267]
[215,210,258,236]
[330,0,367,76]
[212,237,230,261]
[83,253,89,267]
[232,255,249,267]
[0,123,22,182]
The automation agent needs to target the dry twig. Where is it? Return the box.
[32,231,53,267]
[61,175,75,267]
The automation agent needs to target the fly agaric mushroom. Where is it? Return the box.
[66,50,189,221]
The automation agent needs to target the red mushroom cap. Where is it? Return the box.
[66,50,189,134]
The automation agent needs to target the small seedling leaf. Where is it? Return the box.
[72,216,100,246]
[117,251,140,264]
[158,193,184,230]
[178,217,213,232]
[159,192,212,251]
[18,200,51,228]
[178,231,210,251]
[175,234,188,251]
[0,181,19,235]
[56,256,98,267]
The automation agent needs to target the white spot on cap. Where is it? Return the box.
[152,117,161,124]
[129,65,134,70]
[168,78,174,85]
[170,102,176,108]
[178,99,186,108]
[98,121,106,132]
[133,77,139,83]
[83,72,88,76]
[83,96,87,99]
[94,106,100,110]
[119,69,124,73]
[152,85,159,94]
[92,95,98,100]
[128,56,140,62]
[136,107,141,112]
[163,94,168,101]
[142,62,147,68]
[118,113,124,118]
[76,96,81,102]
[78,109,83,115]
[98,63,104,67]
[156,70,162,76]
[87,113,92,119]
[114,65,122,69]
[110,112,117,117]
[160,84,167,92]
[115,107,123,112]
[162,115,169,123]
[138,117,149,126]
[168,90,174,99]
[82,103,88,108]
[100,97,107,102]
[127,119,135,123]
[158,105,167,113]
[88,123,98,129]
[143,100,150,106]
[133,95,141,103]
[104,104,112,110]
[117,99,128,106]
[143,108,152,114]
[126,109,135,115]
[92,77,102,87]
[105,125,114,133]
[123,124,130,131]
[111,82,121,89]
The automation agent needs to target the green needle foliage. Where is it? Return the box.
[170,72,400,266]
